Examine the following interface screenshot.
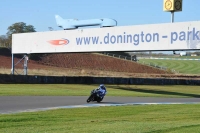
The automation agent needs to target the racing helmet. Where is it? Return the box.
[99,84,105,90]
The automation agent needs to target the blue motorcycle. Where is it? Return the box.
[86,89,105,103]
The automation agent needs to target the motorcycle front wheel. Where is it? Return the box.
[86,94,93,103]
[87,99,90,103]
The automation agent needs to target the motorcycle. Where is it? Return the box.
[86,89,104,103]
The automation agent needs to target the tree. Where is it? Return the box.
[194,51,200,56]
[6,22,36,48]
[0,35,9,47]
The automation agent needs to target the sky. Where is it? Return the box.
[0,0,200,54]
[1,0,200,35]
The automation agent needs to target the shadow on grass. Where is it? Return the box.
[109,85,200,98]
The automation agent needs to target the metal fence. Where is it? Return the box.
[101,52,175,73]
[101,52,138,62]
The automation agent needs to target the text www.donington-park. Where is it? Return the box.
[75,28,200,45]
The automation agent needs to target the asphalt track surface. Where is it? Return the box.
[1,96,200,114]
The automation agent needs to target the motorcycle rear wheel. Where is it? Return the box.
[97,97,103,103]
[97,100,101,103]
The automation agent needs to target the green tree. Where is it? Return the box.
[0,35,9,47]
[6,22,36,48]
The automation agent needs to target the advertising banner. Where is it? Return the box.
[12,21,200,54]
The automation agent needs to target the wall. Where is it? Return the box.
[0,74,200,85]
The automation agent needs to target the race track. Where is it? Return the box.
[1,96,200,114]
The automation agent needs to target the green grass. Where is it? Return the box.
[1,84,200,132]
[0,84,200,98]
[139,59,200,74]
[155,56,200,59]
[1,104,200,133]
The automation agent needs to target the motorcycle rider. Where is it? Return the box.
[94,84,107,98]
[87,84,107,103]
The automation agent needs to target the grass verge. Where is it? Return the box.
[0,84,200,98]
[1,104,200,133]
[139,59,200,74]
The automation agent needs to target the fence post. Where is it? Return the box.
[11,54,14,75]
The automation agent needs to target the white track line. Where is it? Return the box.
[1,102,200,114]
